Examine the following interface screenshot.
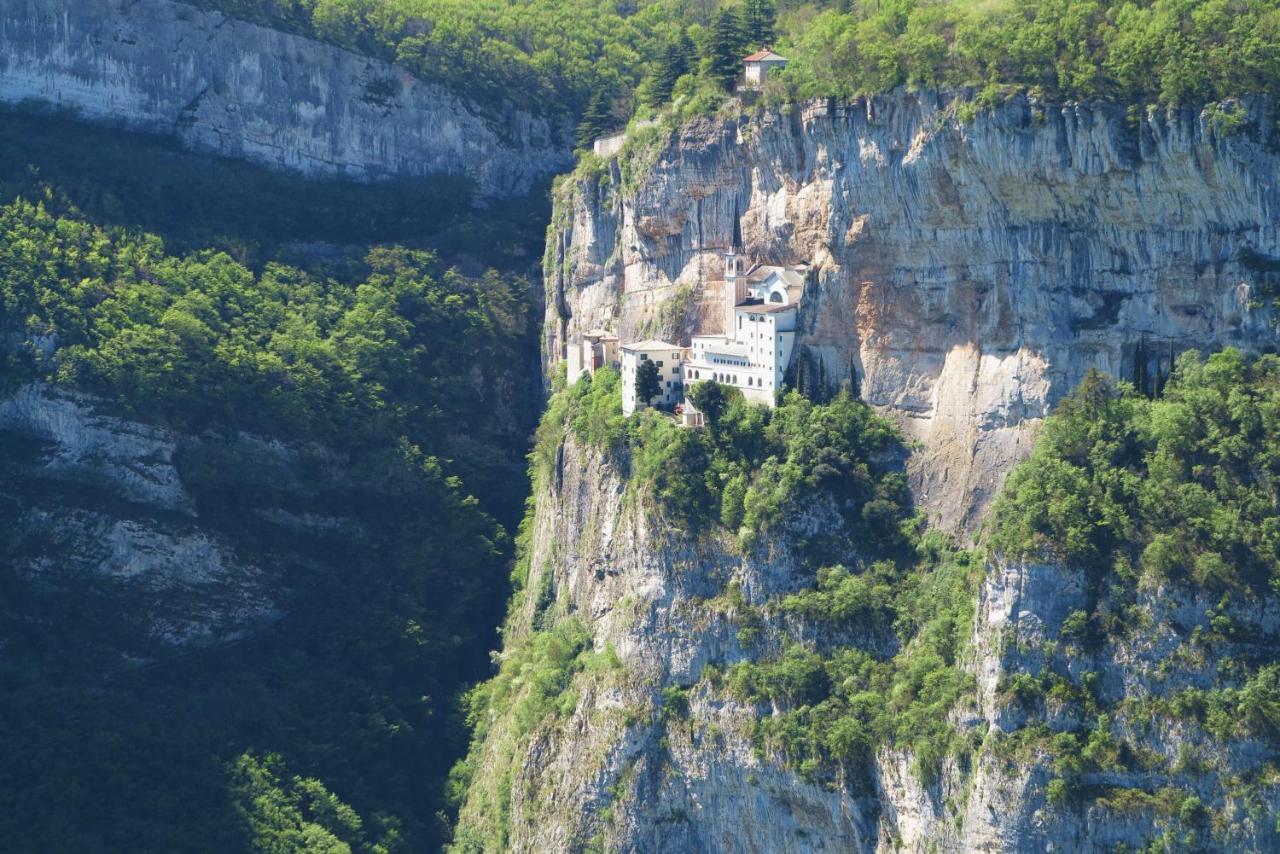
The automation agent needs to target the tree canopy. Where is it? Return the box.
[195,0,1280,136]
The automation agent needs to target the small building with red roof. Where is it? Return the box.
[742,48,788,89]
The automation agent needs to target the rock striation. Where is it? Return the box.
[454,91,1280,852]
[452,426,1280,853]
[0,0,571,198]
[546,92,1279,531]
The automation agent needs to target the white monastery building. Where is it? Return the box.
[565,251,806,425]
[621,340,687,415]
[741,48,788,90]
[682,252,805,424]
[566,328,619,385]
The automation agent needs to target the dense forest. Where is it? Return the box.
[0,111,545,851]
[192,0,1280,144]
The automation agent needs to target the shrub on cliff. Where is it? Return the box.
[988,349,1280,596]
[630,384,915,555]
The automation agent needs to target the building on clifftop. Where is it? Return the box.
[621,340,687,415]
[681,251,805,426]
[741,48,788,91]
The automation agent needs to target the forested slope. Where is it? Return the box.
[190,0,1280,142]
[0,111,544,851]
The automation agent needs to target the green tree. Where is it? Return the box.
[635,358,662,407]
[688,379,732,426]
[744,0,776,47]
[706,7,747,91]
[575,86,615,150]
[643,36,695,107]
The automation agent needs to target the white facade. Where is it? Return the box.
[683,254,804,419]
[742,49,788,90]
[621,341,688,415]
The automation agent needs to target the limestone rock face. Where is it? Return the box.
[0,384,367,654]
[546,93,1279,531]
[453,430,1280,853]
[0,0,571,197]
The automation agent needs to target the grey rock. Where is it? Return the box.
[0,0,572,197]
[546,92,1278,532]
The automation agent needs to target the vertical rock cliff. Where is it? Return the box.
[452,417,1280,853]
[545,92,1278,531]
[452,94,1280,852]
[0,0,571,197]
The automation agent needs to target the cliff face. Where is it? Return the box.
[0,383,391,653]
[451,92,1280,852]
[0,0,571,197]
[452,427,1280,853]
[546,92,1278,531]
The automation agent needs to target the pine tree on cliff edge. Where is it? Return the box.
[707,9,747,91]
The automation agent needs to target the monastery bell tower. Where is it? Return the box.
[724,251,743,335]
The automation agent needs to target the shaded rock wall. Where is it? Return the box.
[0,0,571,197]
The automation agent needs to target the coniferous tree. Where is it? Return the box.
[667,38,695,95]
[707,8,747,91]
[643,38,692,107]
[575,87,614,150]
[744,0,776,47]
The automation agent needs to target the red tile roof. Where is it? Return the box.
[743,48,786,63]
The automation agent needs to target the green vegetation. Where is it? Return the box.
[772,0,1280,108]
[0,194,538,523]
[629,380,912,554]
[230,752,397,853]
[0,113,543,851]
[727,536,979,785]
[989,349,1280,596]
[982,349,1280,831]
[199,0,1280,146]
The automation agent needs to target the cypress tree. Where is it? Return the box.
[649,40,690,106]
[575,88,613,150]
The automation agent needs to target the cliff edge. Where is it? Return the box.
[545,92,1278,530]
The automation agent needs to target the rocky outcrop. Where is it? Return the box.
[0,385,279,648]
[453,428,1280,853]
[0,0,571,197]
[546,92,1279,531]
[0,384,381,654]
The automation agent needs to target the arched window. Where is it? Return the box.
[769,291,784,304]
